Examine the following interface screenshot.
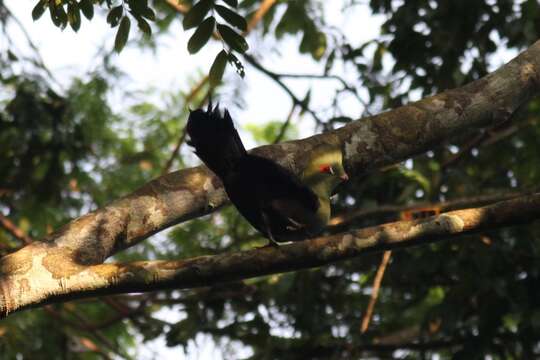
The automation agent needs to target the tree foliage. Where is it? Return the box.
[1,0,540,359]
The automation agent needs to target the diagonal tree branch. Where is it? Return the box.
[0,39,539,317]
[1,192,539,317]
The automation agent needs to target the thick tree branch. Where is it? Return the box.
[1,192,539,317]
[1,40,539,317]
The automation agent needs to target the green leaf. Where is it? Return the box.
[182,0,213,30]
[217,24,249,53]
[79,0,94,20]
[299,89,311,115]
[299,30,312,54]
[222,0,238,7]
[324,49,335,75]
[209,50,228,87]
[312,32,327,60]
[107,5,124,27]
[67,3,81,32]
[214,5,247,32]
[187,17,215,54]
[7,50,18,61]
[31,1,47,21]
[136,16,152,36]
[227,52,244,77]
[140,6,156,21]
[49,3,68,29]
[114,16,131,53]
[275,3,305,38]
[373,43,385,71]
[300,30,327,60]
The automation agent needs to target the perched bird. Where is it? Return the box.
[186,104,348,245]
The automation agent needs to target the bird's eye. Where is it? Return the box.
[319,164,334,174]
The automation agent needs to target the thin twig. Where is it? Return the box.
[440,132,485,169]
[273,104,297,143]
[246,0,278,33]
[43,306,115,359]
[161,79,211,174]
[185,75,209,105]
[164,0,189,13]
[243,54,324,125]
[77,337,112,360]
[0,188,13,198]
[441,102,531,169]
[162,129,189,175]
[360,250,392,333]
[0,213,32,244]
[64,306,134,360]
[277,71,373,116]
[2,4,59,86]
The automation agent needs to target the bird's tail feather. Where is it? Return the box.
[186,104,246,179]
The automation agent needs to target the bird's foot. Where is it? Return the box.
[286,217,306,231]
[255,239,280,249]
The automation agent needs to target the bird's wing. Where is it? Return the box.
[247,155,319,212]
[242,155,320,234]
[225,154,321,241]
[265,198,317,231]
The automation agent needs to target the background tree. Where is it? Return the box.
[0,0,539,359]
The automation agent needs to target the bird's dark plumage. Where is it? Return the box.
[186,104,247,180]
[187,104,345,244]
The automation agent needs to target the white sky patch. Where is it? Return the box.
[6,1,384,147]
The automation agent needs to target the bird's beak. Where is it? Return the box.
[340,173,349,181]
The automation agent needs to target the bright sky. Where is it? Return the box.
[4,1,384,358]
[6,2,384,146]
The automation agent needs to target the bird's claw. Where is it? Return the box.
[255,239,280,249]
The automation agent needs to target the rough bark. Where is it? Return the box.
[1,39,540,317]
[2,193,539,317]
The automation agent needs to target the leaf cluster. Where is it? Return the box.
[182,0,249,86]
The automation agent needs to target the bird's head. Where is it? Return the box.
[302,144,349,195]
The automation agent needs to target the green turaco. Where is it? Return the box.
[186,104,348,246]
